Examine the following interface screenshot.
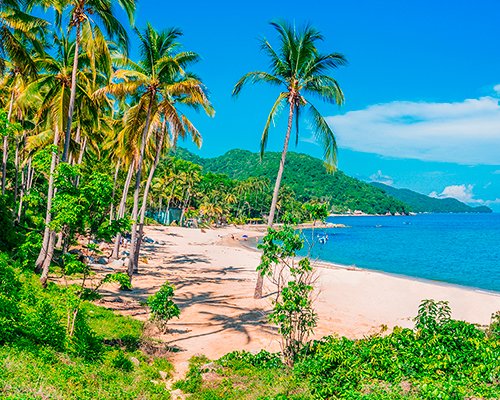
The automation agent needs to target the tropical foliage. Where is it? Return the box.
[171,301,500,399]
[1,6,496,400]
[178,148,411,215]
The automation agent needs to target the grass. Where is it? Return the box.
[0,300,174,400]
[173,354,311,399]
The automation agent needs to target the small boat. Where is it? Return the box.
[317,233,329,244]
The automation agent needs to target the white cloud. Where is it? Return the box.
[369,170,393,186]
[326,87,500,165]
[494,84,500,95]
[430,184,500,206]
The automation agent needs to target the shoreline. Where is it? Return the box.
[96,225,500,376]
[238,227,500,297]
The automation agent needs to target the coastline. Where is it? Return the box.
[240,224,500,297]
[96,225,500,377]
[242,234,500,297]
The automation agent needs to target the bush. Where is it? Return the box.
[21,297,66,351]
[148,282,180,332]
[0,255,22,342]
[66,307,103,361]
[110,350,134,371]
[102,272,132,291]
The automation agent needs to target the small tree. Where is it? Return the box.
[148,282,180,333]
[301,201,329,225]
[258,224,317,366]
[414,299,451,334]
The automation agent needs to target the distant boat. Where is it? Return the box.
[317,232,329,244]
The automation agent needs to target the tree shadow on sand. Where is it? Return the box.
[166,308,276,346]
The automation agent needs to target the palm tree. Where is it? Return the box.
[102,24,212,276]
[31,0,136,163]
[233,21,346,298]
[21,34,98,282]
[0,0,47,76]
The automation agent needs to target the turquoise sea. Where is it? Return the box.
[300,213,500,293]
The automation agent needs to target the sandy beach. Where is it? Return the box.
[96,225,500,377]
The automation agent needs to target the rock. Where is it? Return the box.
[85,256,95,264]
[97,257,109,265]
[200,362,216,372]
[130,357,140,366]
[89,263,114,270]
[121,251,130,256]
[143,236,155,244]
[159,370,168,380]
[109,259,124,268]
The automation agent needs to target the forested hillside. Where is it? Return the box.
[372,182,492,213]
[176,148,410,215]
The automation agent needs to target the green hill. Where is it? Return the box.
[371,182,492,213]
[175,148,410,215]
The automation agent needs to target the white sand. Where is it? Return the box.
[97,225,500,376]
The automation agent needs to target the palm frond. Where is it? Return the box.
[232,71,284,97]
[308,102,337,172]
[260,92,287,158]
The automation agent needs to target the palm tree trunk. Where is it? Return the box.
[2,91,15,195]
[62,24,80,163]
[74,136,86,187]
[13,133,23,204]
[166,184,175,224]
[128,96,154,276]
[35,127,60,273]
[109,160,121,221]
[40,230,56,287]
[111,162,134,259]
[134,120,167,260]
[254,101,295,299]
[27,157,34,191]
[17,156,32,222]
[180,189,190,226]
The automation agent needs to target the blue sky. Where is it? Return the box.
[130,0,500,210]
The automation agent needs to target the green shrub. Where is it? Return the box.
[148,281,180,332]
[0,255,22,342]
[67,308,103,361]
[21,297,66,351]
[103,272,132,291]
[110,350,134,371]
[219,350,283,369]
[488,311,500,338]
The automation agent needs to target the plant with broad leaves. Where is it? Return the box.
[301,201,329,225]
[148,282,180,333]
[269,279,317,366]
[259,224,317,366]
[257,224,303,279]
[102,272,132,291]
[414,299,451,334]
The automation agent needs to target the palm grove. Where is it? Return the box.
[1,1,346,287]
[2,4,500,399]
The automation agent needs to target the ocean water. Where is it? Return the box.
[300,213,500,293]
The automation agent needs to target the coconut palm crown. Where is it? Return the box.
[233,20,346,297]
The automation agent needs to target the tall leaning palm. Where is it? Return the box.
[233,21,346,298]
